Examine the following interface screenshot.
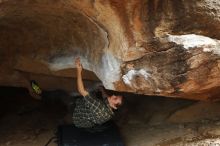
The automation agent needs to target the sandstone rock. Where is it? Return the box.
[167,101,220,123]
[0,0,220,100]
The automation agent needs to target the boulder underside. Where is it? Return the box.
[1,0,220,100]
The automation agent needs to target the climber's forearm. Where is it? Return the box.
[76,69,88,97]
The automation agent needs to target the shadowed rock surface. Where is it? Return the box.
[1,0,220,100]
[2,87,220,146]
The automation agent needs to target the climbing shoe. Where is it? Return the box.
[30,80,42,95]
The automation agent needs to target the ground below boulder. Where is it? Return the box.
[1,87,220,146]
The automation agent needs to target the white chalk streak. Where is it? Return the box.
[122,69,150,86]
[167,34,220,55]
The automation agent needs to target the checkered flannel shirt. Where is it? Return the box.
[72,92,114,128]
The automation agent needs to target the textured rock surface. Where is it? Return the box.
[0,0,220,100]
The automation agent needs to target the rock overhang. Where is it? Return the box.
[1,0,220,100]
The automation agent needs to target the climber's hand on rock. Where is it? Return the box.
[75,57,82,72]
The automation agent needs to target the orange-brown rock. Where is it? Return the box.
[0,0,220,100]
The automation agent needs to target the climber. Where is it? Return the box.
[73,57,123,129]
[28,57,123,131]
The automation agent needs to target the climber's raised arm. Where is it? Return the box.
[75,57,89,97]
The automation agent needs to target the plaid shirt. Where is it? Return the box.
[72,92,114,128]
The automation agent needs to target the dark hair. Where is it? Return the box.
[97,85,122,97]
[93,85,124,108]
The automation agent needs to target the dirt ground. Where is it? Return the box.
[1,87,220,146]
[0,87,66,146]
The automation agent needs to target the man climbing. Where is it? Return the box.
[28,57,123,130]
[73,57,123,129]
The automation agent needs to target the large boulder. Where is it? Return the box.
[0,0,220,100]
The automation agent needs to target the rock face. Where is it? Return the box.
[0,0,220,100]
